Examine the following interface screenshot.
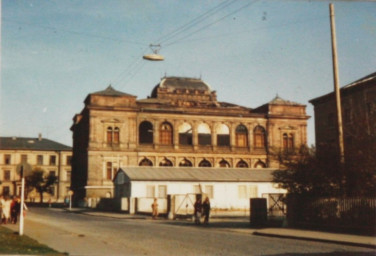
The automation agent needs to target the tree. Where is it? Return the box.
[26,167,57,203]
[273,141,376,198]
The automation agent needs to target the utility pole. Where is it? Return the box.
[329,3,345,164]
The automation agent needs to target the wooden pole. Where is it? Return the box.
[329,3,345,164]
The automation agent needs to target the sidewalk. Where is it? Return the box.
[74,208,376,249]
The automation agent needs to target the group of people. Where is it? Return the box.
[194,196,211,225]
[0,195,27,225]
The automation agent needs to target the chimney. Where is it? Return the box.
[38,133,42,141]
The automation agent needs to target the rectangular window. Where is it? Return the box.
[106,162,112,180]
[204,185,214,199]
[4,170,11,181]
[249,185,258,198]
[146,185,155,198]
[2,186,10,196]
[198,134,211,146]
[21,154,28,163]
[37,155,43,165]
[4,154,11,165]
[158,185,167,198]
[217,135,230,146]
[49,155,56,166]
[179,134,192,145]
[238,185,247,199]
[66,156,72,165]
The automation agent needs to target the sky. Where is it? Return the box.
[1,0,375,147]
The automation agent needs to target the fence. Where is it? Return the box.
[287,196,376,234]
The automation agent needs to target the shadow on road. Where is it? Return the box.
[161,219,253,230]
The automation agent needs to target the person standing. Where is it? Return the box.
[2,196,11,224]
[10,197,19,224]
[202,197,211,225]
[151,198,158,220]
[194,196,202,225]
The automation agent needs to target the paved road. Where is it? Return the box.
[6,207,376,256]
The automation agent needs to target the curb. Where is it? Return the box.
[253,231,376,250]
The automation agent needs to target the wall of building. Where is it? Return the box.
[126,180,285,211]
[0,149,71,202]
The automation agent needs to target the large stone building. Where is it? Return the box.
[0,135,72,202]
[310,72,376,157]
[71,77,309,202]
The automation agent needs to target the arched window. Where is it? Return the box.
[217,124,230,146]
[139,158,153,166]
[106,161,113,180]
[236,160,248,168]
[283,133,288,149]
[236,125,248,147]
[283,133,294,152]
[254,160,266,168]
[254,126,266,149]
[198,123,211,146]
[139,121,153,144]
[199,159,212,167]
[160,122,173,145]
[219,159,230,168]
[107,127,113,144]
[159,158,173,167]
[113,127,120,144]
[107,127,120,145]
[179,123,193,145]
[179,158,193,167]
[288,133,294,151]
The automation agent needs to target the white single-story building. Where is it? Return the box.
[113,167,286,217]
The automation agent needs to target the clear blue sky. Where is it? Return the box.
[1,0,375,146]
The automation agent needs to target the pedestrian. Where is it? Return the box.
[151,198,158,220]
[202,197,211,225]
[2,196,11,224]
[194,196,202,225]
[10,197,19,224]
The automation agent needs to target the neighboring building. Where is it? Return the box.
[0,135,72,202]
[310,72,376,157]
[71,77,309,203]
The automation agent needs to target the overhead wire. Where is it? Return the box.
[164,0,260,47]
[156,0,238,44]
[3,18,145,45]
[114,0,242,89]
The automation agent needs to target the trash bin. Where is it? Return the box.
[250,198,267,226]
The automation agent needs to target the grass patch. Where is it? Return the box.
[0,226,67,255]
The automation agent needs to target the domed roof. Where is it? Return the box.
[151,77,211,98]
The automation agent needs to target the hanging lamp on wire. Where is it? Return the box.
[143,44,164,61]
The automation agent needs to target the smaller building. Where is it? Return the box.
[113,167,286,216]
[0,135,72,202]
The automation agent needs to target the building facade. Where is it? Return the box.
[0,135,72,202]
[71,77,309,202]
[310,72,376,157]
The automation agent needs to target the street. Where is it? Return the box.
[6,207,376,256]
